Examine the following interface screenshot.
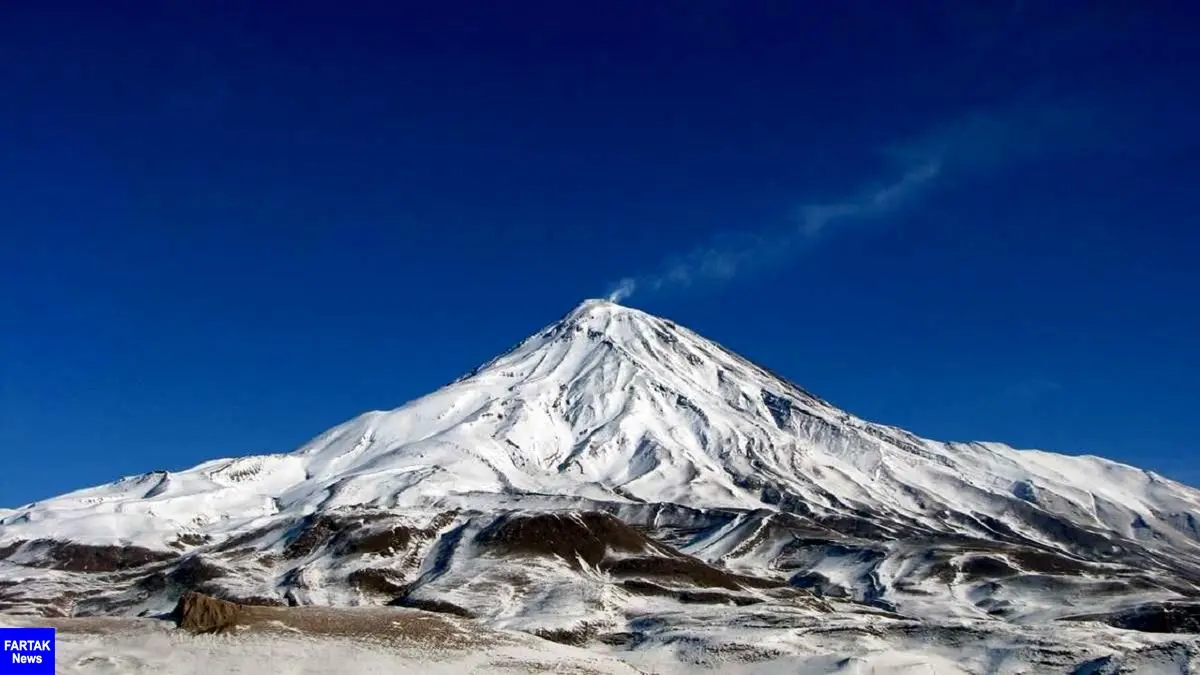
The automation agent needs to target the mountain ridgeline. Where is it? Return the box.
[2,299,1199,670]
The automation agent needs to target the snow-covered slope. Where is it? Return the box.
[3,299,1199,671]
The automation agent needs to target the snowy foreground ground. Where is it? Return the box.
[0,618,963,675]
[5,611,1197,675]
[3,613,638,675]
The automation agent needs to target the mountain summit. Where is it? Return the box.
[2,300,1199,670]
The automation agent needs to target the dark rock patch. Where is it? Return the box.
[388,596,474,618]
[336,526,414,557]
[760,390,793,429]
[976,597,1016,618]
[596,631,646,648]
[959,555,1020,580]
[602,555,779,591]
[765,584,829,605]
[621,579,674,596]
[281,567,310,591]
[1065,601,1200,634]
[1008,548,1092,575]
[475,512,653,569]
[731,573,788,590]
[678,590,762,606]
[1087,580,1158,596]
[622,579,766,607]
[425,510,459,532]
[215,525,281,554]
[135,572,169,593]
[348,568,407,595]
[0,591,80,617]
[284,510,457,561]
[172,533,212,548]
[674,395,708,424]
[226,594,286,607]
[971,513,1029,544]
[0,541,25,560]
[531,621,605,646]
[1007,502,1118,555]
[815,514,898,540]
[789,571,851,598]
[169,555,228,587]
[987,574,1078,595]
[776,539,886,570]
[23,540,176,573]
[704,642,787,663]
[1070,655,1118,675]
[137,557,281,608]
[284,515,345,559]
[929,561,958,584]
[135,555,227,596]
[605,556,739,588]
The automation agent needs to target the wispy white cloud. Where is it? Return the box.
[607,278,637,303]
[606,149,941,302]
[798,160,941,237]
[606,106,1081,303]
[884,106,1086,171]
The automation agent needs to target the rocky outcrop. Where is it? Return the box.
[174,591,242,634]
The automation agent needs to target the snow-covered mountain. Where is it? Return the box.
[3,299,1200,672]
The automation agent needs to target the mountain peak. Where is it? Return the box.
[575,297,620,309]
[565,297,631,320]
[546,297,655,344]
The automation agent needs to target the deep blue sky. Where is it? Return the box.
[2,2,1198,506]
